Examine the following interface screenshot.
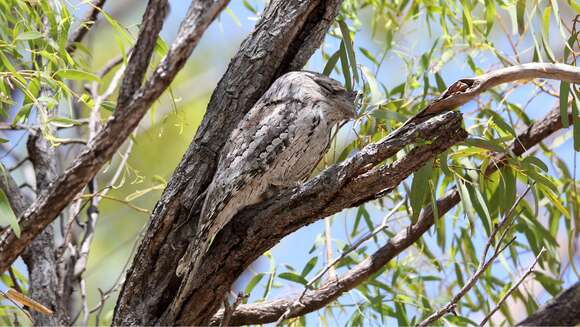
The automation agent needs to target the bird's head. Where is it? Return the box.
[310,73,357,120]
[306,72,357,121]
[267,72,357,122]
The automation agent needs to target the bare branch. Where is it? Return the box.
[418,239,518,327]
[480,249,545,326]
[417,186,533,327]
[414,63,580,119]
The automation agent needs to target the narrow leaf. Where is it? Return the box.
[560,81,570,128]
[0,188,19,237]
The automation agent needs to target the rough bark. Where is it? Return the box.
[518,281,580,326]
[21,133,64,326]
[114,0,344,325]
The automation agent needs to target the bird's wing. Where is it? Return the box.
[199,99,304,237]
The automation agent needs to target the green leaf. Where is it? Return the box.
[522,156,549,172]
[467,183,492,235]
[435,72,446,93]
[516,0,526,35]
[361,66,382,105]
[542,6,551,37]
[485,0,496,35]
[0,188,20,238]
[0,138,8,144]
[47,117,84,127]
[464,137,505,153]
[458,179,476,221]
[560,81,570,128]
[485,110,516,137]
[54,69,100,82]
[244,273,264,298]
[338,20,359,83]
[534,271,563,296]
[339,41,352,91]
[439,151,451,176]
[410,160,433,222]
[278,272,307,285]
[564,31,579,62]
[359,47,378,65]
[242,0,258,14]
[572,94,580,152]
[15,31,42,41]
[301,256,318,277]
[527,169,558,194]
[263,252,276,300]
[322,50,340,76]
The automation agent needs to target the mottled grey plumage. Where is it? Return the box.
[177,71,355,277]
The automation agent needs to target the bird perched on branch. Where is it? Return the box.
[177,71,356,277]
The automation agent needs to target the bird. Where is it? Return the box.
[176,71,356,277]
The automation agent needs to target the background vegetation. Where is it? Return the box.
[0,0,579,325]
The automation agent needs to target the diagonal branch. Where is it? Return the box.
[209,83,578,326]
[480,248,544,326]
[66,0,107,54]
[417,185,534,327]
[0,0,227,273]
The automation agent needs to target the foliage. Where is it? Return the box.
[0,0,578,325]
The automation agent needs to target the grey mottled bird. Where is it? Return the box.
[177,71,355,276]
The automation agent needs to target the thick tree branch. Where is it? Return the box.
[209,83,577,326]
[114,0,343,325]
[0,0,225,273]
[21,129,63,326]
[517,281,580,326]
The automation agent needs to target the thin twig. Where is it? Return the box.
[416,186,532,327]
[8,267,23,294]
[479,248,545,326]
[8,157,30,172]
[66,0,107,54]
[275,200,404,326]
